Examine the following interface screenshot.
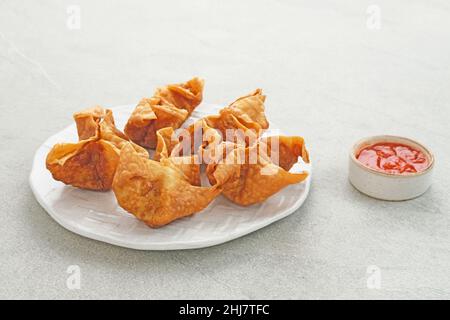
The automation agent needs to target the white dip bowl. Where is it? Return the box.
[348,135,434,201]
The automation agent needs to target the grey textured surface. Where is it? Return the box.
[1,0,449,299]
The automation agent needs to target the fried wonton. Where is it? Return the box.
[112,144,221,228]
[174,119,224,160]
[259,136,309,171]
[46,107,148,191]
[153,127,201,186]
[153,127,180,161]
[158,89,269,160]
[203,89,268,145]
[73,106,108,140]
[206,136,309,206]
[124,77,204,148]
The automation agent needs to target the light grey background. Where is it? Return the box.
[1,0,449,299]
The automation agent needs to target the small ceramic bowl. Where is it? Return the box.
[348,135,434,201]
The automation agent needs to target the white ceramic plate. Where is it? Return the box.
[29,104,311,250]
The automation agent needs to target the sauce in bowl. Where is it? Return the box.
[356,142,429,174]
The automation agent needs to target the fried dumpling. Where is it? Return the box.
[160,89,269,159]
[112,144,221,228]
[73,106,108,140]
[206,136,309,206]
[46,107,148,191]
[154,77,204,114]
[153,127,180,161]
[153,127,201,186]
[124,77,204,148]
[203,89,268,145]
[174,119,224,160]
[259,136,309,171]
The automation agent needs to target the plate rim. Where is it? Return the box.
[29,104,312,250]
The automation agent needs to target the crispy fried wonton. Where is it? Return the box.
[112,144,221,228]
[73,106,108,140]
[124,77,204,148]
[159,89,269,160]
[153,127,201,186]
[153,127,179,161]
[174,119,224,160]
[206,136,309,206]
[203,89,268,145]
[259,136,310,171]
[46,107,148,191]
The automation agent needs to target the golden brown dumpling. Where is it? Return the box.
[154,77,204,114]
[206,136,309,206]
[153,127,179,161]
[153,127,201,186]
[204,89,268,145]
[161,89,269,159]
[170,119,224,161]
[124,77,204,148]
[73,106,108,140]
[112,144,221,228]
[46,107,148,191]
[259,136,309,171]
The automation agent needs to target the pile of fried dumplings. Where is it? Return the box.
[46,77,310,228]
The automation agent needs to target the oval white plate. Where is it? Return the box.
[29,104,311,250]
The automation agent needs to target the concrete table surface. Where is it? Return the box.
[0,0,449,299]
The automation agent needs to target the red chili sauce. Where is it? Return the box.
[356,142,429,174]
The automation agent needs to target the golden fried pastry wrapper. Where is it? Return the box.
[204,89,268,145]
[153,127,201,186]
[153,127,179,161]
[112,144,221,228]
[73,106,107,140]
[177,119,223,160]
[154,120,236,169]
[46,107,148,191]
[206,136,309,206]
[259,136,310,171]
[155,77,204,114]
[159,89,269,160]
[124,77,204,148]
[46,138,120,191]
[225,88,269,130]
